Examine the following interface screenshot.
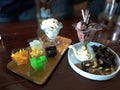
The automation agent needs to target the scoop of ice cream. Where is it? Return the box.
[76,45,91,60]
[75,21,87,31]
[41,18,63,31]
[76,22,82,30]
[41,18,63,40]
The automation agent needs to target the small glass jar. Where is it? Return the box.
[44,40,57,57]
[28,38,47,71]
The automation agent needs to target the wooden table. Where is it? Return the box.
[0,18,120,90]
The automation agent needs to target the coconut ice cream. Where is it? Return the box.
[41,18,63,40]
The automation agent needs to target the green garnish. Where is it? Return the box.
[82,42,87,50]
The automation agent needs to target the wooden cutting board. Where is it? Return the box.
[7,36,72,85]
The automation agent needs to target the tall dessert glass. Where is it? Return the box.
[41,18,63,45]
[40,18,63,57]
[75,21,91,44]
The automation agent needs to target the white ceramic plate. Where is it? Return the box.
[68,42,120,81]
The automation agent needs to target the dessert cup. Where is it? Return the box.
[28,38,47,71]
[41,18,63,45]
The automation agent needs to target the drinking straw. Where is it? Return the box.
[81,9,85,22]
[86,14,90,24]
[85,9,89,24]
[109,0,115,16]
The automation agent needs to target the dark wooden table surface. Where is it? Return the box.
[0,18,120,90]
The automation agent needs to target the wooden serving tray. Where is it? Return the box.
[7,36,72,85]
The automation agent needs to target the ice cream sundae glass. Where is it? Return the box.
[41,18,63,45]
[40,18,63,57]
[75,21,90,43]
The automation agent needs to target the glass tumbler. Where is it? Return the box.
[98,2,118,28]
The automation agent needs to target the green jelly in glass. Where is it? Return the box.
[30,55,47,71]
